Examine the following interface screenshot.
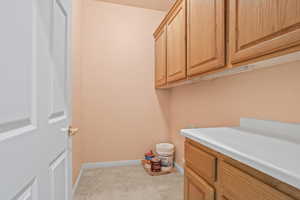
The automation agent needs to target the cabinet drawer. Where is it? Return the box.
[220,161,294,200]
[185,167,215,200]
[185,142,217,183]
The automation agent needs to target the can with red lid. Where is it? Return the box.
[151,157,161,172]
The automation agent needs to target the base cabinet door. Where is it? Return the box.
[229,0,300,64]
[166,0,186,83]
[220,161,294,200]
[185,167,215,200]
[187,0,225,76]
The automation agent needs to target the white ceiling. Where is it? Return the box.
[96,0,175,11]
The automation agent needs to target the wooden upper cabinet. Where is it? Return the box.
[187,0,225,76]
[166,0,187,83]
[154,27,167,87]
[185,167,215,200]
[229,0,300,65]
[154,0,300,87]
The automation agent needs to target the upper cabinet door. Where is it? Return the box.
[229,0,300,65]
[166,0,187,83]
[187,0,225,76]
[155,27,167,87]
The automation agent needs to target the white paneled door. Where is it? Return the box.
[0,0,72,200]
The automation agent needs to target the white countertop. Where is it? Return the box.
[181,118,300,189]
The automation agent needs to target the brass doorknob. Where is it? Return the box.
[68,126,79,136]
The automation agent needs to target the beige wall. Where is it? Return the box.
[169,61,300,167]
[72,0,300,183]
[72,0,84,184]
[77,0,170,165]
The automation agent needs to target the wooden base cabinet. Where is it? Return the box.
[184,139,300,200]
[185,167,215,200]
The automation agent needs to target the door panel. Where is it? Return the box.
[50,152,68,200]
[185,167,215,200]
[48,0,70,161]
[0,0,36,142]
[166,0,186,83]
[13,179,38,200]
[50,0,68,123]
[229,0,300,64]
[155,27,167,87]
[48,0,72,199]
[0,1,39,199]
[187,0,225,76]
[188,182,205,200]
[0,0,72,199]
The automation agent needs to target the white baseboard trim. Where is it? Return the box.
[72,166,84,196]
[174,162,184,175]
[82,159,141,170]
